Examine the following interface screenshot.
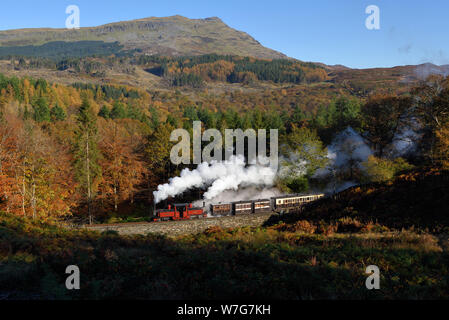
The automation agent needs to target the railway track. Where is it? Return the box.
[85,221,154,228]
[82,212,274,236]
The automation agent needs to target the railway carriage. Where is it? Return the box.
[253,199,271,213]
[232,201,253,215]
[210,203,233,216]
[272,193,325,211]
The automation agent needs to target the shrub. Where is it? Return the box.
[336,217,364,233]
[362,156,414,183]
[292,220,317,234]
[318,222,338,236]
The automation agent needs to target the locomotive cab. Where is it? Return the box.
[154,203,206,221]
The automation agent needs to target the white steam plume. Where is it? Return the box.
[314,127,373,179]
[328,127,373,167]
[388,119,422,157]
[153,155,277,204]
[193,187,283,213]
[313,127,373,193]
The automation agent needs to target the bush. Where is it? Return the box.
[286,176,309,193]
[336,217,364,233]
[289,220,317,234]
[362,156,414,183]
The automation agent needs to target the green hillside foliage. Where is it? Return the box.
[71,83,140,100]
[138,54,329,86]
[0,41,125,60]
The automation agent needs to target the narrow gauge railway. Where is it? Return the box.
[153,193,325,222]
[84,193,326,227]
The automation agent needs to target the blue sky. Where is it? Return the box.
[0,0,447,68]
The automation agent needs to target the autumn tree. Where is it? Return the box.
[0,111,20,214]
[278,125,329,193]
[145,123,175,185]
[362,156,414,183]
[98,120,147,212]
[361,95,412,157]
[4,117,75,219]
[435,127,449,168]
[412,75,449,164]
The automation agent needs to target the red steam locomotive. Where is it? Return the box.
[154,203,206,222]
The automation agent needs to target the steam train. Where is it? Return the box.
[153,193,325,222]
[153,203,207,222]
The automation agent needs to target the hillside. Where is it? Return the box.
[1,15,446,98]
[1,192,448,299]
[331,63,449,96]
[0,15,286,59]
[266,169,449,233]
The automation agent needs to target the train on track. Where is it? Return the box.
[153,193,325,222]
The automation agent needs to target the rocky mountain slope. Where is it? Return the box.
[0,15,286,59]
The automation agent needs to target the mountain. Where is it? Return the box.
[0,15,286,59]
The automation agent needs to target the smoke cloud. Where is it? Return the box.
[314,127,372,179]
[415,63,449,80]
[313,127,373,193]
[329,127,373,167]
[154,125,422,206]
[153,155,277,204]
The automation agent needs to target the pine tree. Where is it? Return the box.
[292,105,306,126]
[110,101,126,119]
[126,104,142,120]
[166,114,179,127]
[73,98,101,224]
[98,105,111,119]
[32,97,50,122]
[149,106,160,129]
[50,104,67,122]
[22,105,32,120]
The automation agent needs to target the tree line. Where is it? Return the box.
[138,54,329,86]
[1,72,448,223]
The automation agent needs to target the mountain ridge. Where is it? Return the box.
[0,15,287,59]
